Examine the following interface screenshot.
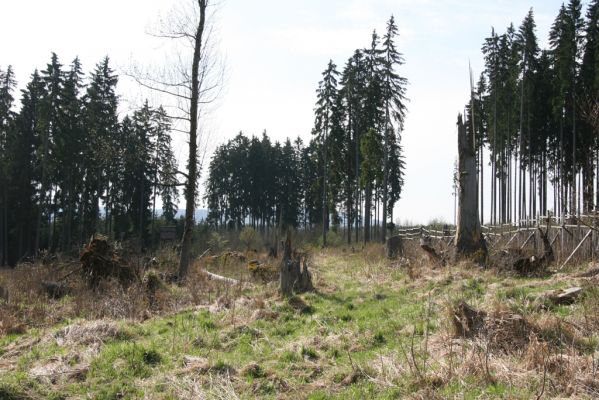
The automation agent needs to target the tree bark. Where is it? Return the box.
[280,231,313,296]
[454,114,486,261]
[364,182,371,243]
[178,0,207,280]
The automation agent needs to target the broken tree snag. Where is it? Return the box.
[454,114,487,262]
[279,231,313,296]
[385,235,403,260]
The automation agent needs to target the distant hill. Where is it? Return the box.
[175,208,208,222]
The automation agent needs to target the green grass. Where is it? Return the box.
[0,249,595,399]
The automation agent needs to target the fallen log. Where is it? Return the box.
[545,287,583,306]
[576,266,599,278]
[203,270,239,285]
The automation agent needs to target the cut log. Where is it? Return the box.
[385,235,403,260]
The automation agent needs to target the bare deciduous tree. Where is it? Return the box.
[128,0,224,280]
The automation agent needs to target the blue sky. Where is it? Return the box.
[1,0,586,223]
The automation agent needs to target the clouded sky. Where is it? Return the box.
[0,0,582,224]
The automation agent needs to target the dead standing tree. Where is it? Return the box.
[128,0,223,280]
[454,114,486,262]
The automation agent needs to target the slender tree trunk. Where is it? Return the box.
[381,105,390,243]
[355,130,360,243]
[0,186,6,266]
[179,0,207,280]
[35,125,50,253]
[322,122,328,247]
[480,143,484,225]
[572,102,577,216]
[596,148,599,210]
[364,182,371,243]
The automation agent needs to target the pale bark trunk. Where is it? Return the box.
[178,0,207,280]
[455,114,486,261]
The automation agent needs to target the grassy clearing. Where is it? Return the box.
[0,244,598,399]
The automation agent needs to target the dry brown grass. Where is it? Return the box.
[0,247,256,336]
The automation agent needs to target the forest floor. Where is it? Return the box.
[0,242,598,399]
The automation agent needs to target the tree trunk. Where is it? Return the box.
[382,143,389,244]
[178,0,207,280]
[364,182,371,243]
[454,114,486,262]
[322,124,328,247]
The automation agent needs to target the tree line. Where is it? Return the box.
[0,54,179,266]
[467,0,599,225]
[204,16,408,245]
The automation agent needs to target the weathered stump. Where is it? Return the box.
[385,235,403,259]
[420,236,444,265]
[451,301,486,338]
[280,232,313,296]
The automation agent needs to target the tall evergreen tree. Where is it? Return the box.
[0,66,16,265]
[380,15,408,242]
[313,60,339,246]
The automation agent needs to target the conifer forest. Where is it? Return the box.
[1,1,599,399]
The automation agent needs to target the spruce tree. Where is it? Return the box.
[313,60,339,246]
[380,15,408,242]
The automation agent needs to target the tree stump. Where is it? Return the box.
[451,301,486,338]
[420,236,444,265]
[280,232,313,296]
[385,235,403,259]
